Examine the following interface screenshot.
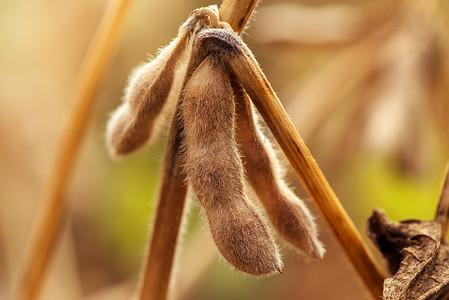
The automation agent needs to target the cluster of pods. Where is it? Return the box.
[106,6,324,275]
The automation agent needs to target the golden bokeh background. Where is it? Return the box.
[1,0,449,299]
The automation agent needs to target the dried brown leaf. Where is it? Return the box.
[367,209,449,299]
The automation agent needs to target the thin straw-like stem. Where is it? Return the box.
[219,0,257,34]
[137,114,188,300]
[229,53,385,298]
[435,163,449,238]
[15,0,135,299]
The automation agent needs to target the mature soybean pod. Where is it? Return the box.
[106,8,219,156]
[183,56,282,275]
[233,81,325,259]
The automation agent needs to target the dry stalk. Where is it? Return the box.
[137,109,187,300]
[435,163,449,238]
[225,41,385,297]
[14,0,135,299]
[218,0,257,34]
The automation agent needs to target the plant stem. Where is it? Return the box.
[15,0,135,299]
[435,163,449,238]
[137,114,188,300]
[229,53,385,298]
[219,0,258,33]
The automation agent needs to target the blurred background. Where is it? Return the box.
[1,0,449,299]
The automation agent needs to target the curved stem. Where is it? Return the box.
[229,50,385,298]
[15,0,135,299]
[435,162,449,238]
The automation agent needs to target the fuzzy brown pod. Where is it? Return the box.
[182,56,282,275]
[192,26,324,259]
[106,7,220,156]
[367,209,449,299]
[233,80,325,259]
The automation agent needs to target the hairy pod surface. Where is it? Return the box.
[193,26,325,259]
[233,81,325,259]
[182,56,282,275]
[106,8,220,157]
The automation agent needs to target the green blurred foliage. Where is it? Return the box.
[347,155,445,222]
[97,146,163,274]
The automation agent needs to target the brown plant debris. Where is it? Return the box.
[106,6,323,276]
[367,209,449,299]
